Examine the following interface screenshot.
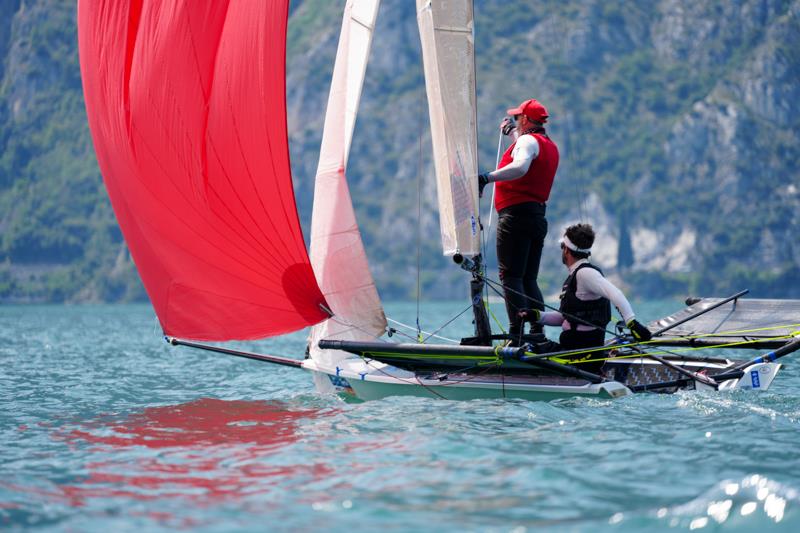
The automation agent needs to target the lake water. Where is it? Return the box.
[1,301,799,531]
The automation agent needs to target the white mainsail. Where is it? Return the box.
[308,0,386,371]
[416,0,480,257]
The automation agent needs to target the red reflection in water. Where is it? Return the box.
[69,398,311,449]
[55,398,333,506]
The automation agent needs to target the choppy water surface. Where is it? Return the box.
[1,302,799,531]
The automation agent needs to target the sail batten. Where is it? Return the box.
[416,0,480,257]
[308,0,386,371]
[79,0,328,341]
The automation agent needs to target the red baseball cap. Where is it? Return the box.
[507,99,549,123]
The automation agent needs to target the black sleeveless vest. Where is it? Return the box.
[559,263,612,330]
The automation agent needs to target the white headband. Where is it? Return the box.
[560,235,591,254]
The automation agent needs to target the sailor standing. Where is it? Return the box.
[478,98,559,340]
[522,223,652,371]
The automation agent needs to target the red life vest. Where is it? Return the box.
[494,133,559,211]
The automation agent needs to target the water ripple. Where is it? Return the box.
[2,303,800,531]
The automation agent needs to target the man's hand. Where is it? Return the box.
[518,308,541,324]
[626,319,652,342]
[500,116,515,136]
[478,173,490,198]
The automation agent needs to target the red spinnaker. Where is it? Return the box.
[77,0,328,340]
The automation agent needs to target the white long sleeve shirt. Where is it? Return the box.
[488,134,540,182]
[541,259,635,331]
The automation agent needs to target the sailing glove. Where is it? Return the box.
[518,309,541,324]
[500,116,516,136]
[478,173,490,197]
[626,319,652,342]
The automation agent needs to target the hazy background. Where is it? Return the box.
[0,0,798,303]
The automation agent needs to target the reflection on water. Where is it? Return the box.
[646,474,798,529]
[57,398,331,505]
[4,303,800,531]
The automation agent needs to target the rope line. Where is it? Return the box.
[486,300,507,334]
[353,352,504,398]
[386,317,459,343]
[480,269,800,346]
[423,303,475,343]
[659,323,800,340]
[323,315,388,342]
[539,334,798,365]
[481,273,618,336]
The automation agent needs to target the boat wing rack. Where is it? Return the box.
[648,296,800,350]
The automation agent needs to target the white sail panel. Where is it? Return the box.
[416,0,480,257]
[309,0,386,372]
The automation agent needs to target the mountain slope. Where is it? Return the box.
[0,0,797,303]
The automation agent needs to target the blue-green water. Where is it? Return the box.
[1,302,799,532]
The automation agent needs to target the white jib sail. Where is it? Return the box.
[308,0,386,372]
[416,0,480,257]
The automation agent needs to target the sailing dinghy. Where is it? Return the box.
[78,0,800,402]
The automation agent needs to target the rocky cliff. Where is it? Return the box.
[0,0,798,303]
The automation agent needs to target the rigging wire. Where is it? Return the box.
[478,272,800,356]
[415,76,425,343]
[541,333,800,365]
[480,271,617,337]
[324,314,391,342]
[356,353,507,399]
[565,112,590,222]
[387,317,459,344]
[380,298,798,366]
[485,131,504,233]
[422,303,475,343]
[322,306,474,346]
[480,130,506,332]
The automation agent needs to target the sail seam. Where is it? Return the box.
[350,16,374,31]
[183,1,232,199]
[321,283,382,297]
[311,227,362,240]
[123,0,144,138]
[130,117,289,283]
[433,26,471,34]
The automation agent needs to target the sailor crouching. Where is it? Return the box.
[520,223,652,373]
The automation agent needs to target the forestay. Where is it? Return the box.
[78,0,328,340]
[308,0,387,369]
[416,0,481,257]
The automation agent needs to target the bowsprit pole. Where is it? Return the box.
[166,337,303,368]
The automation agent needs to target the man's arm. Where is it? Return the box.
[487,135,539,182]
[577,268,635,323]
[540,310,564,326]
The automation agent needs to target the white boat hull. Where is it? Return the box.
[302,357,781,402]
[303,358,632,401]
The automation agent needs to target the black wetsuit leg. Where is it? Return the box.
[496,202,547,335]
[559,329,607,374]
